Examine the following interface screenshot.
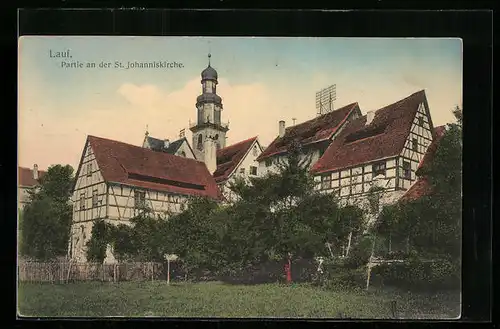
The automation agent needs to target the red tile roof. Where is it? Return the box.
[311,90,429,174]
[400,125,447,202]
[256,103,361,161]
[213,136,258,183]
[87,135,221,200]
[18,167,46,187]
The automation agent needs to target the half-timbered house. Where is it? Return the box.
[69,135,221,263]
[310,90,438,222]
[256,102,362,175]
[213,136,264,202]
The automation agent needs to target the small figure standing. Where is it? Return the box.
[284,253,292,283]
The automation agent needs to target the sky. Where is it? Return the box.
[18,36,462,171]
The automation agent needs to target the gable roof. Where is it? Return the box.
[311,90,430,174]
[256,102,361,161]
[213,136,258,183]
[18,167,46,187]
[87,135,221,200]
[400,125,447,202]
[144,136,188,155]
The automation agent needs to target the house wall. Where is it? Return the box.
[174,141,196,159]
[69,142,108,262]
[259,149,321,176]
[219,141,263,204]
[106,184,188,221]
[18,186,32,209]
[396,102,434,190]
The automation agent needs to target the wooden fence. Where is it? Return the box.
[18,261,165,283]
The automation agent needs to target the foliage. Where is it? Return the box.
[370,257,460,291]
[20,164,74,260]
[343,234,375,269]
[374,107,462,260]
[86,219,111,263]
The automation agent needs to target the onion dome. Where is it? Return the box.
[201,53,218,80]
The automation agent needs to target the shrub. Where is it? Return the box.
[371,257,460,291]
[344,234,374,269]
[314,258,366,291]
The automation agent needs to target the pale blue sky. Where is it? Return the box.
[18,37,462,170]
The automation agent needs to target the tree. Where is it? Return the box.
[20,164,74,260]
[375,107,462,260]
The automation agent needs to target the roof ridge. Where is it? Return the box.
[219,136,257,151]
[286,102,359,131]
[89,135,197,162]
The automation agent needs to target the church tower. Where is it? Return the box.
[190,54,229,162]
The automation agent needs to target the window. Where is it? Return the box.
[87,163,92,177]
[412,138,418,152]
[134,190,146,208]
[80,193,86,210]
[214,109,221,124]
[418,116,424,126]
[197,134,203,150]
[321,175,332,190]
[239,168,246,174]
[265,159,272,167]
[92,189,98,207]
[250,166,258,176]
[402,161,411,179]
[179,151,186,157]
[253,145,258,157]
[372,161,386,178]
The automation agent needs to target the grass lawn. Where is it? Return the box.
[17,281,460,319]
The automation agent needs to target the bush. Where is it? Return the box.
[344,235,373,269]
[314,258,366,291]
[371,257,460,291]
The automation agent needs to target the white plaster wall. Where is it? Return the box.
[174,140,196,159]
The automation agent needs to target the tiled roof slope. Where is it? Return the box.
[400,125,447,202]
[256,103,360,161]
[87,135,221,200]
[18,167,46,187]
[311,90,429,174]
[214,136,258,183]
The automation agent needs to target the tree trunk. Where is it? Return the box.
[388,232,392,253]
[346,231,353,257]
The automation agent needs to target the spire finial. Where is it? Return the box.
[145,124,149,136]
[208,53,211,66]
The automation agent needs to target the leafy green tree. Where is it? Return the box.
[86,219,111,263]
[375,107,462,260]
[19,164,74,260]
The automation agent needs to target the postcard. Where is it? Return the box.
[17,36,463,319]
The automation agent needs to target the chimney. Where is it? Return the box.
[366,111,375,126]
[204,136,217,174]
[279,120,286,138]
[33,164,39,180]
[163,139,170,149]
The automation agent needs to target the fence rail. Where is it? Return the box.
[18,261,165,283]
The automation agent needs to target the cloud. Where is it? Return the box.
[18,72,461,172]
